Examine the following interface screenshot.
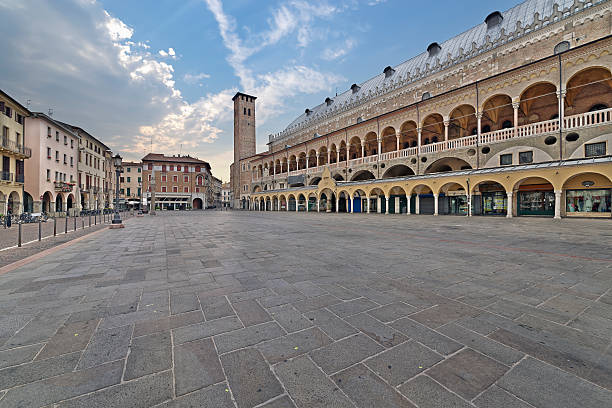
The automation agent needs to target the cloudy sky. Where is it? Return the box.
[0,0,517,181]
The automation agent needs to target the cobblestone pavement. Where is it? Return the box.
[0,211,611,408]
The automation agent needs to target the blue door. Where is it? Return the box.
[353,197,361,213]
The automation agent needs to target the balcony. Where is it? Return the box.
[54,181,74,192]
[0,137,32,158]
[1,171,13,183]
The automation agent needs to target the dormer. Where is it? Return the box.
[485,11,503,29]
[351,84,361,94]
[325,97,333,106]
[383,66,395,78]
[427,42,441,57]
[305,108,312,116]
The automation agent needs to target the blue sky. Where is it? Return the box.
[0,0,519,181]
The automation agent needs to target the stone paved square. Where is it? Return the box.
[0,211,611,407]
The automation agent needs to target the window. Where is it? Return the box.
[177,165,181,171]
[196,187,200,193]
[195,166,200,172]
[148,163,153,170]
[126,188,131,196]
[70,139,73,148]
[138,168,141,173]
[169,165,174,171]
[120,177,124,183]
[55,131,59,141]
[120,188,125,194]
[173,186,178,192]
[161,186,167,192]
[518,151,533,164]
[63,154,67,164]
[184,187,189,193]
[55,151,59,161]
[566,189,611,213]
[554,41,570,55]
[127,167,131,172]
[16,114,24,125]
[248,108,251,116]
[162,165,166,172]
[4,106,12,118]
[138,177,141,182]
[138,188,141,196]
[47,127,51,137]
[585,142,606,157]
[148,175,151,181]
[173,175,178,182]
[244,107,247,115]
[64,135,67,145]
[126,177,131,182]
[46,169,50,181]
[47,147,51,158]
[500,154,512,166]
[70,157,73,167]
[184,175,188,182]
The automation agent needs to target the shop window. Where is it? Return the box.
[519,151,533,164]
[500,154,512,166]
[585,142,606,157]
[566,189,611,213]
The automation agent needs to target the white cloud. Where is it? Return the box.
[158,47,177,59]
[322,38,356,60]
[368,0,387,5]
[183,72,211,83]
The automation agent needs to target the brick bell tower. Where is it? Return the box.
[231,92,256,209]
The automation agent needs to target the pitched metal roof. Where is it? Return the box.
[271,0,606,143]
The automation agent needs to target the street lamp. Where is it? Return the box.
[111,154,124,228]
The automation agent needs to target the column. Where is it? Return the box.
[394,197,400,214]
[361,143,365,158]
[378,138,382,157]
[477,113,483,144]
[316,153,319,168]
[348,197,353,213]
[554,190,562,219]
[506,191,513,218]
[443,120,449,141]
[367,196,371,213]
[336,151,340,163]
[557,90,566,131]
[512,101,519,137]
[396,133,400,151]
[286,201,289,211]
[317,199,320,213]
[406,195,411,215]
[336,199,339,213]
[327,151,330,165]
[385,197,390,215]
[433,193,439,216]
[377,196,381,214]
[296,199,299,212]
[417,129,422,151]
[346,147,350,161]
[415,195,420,215]
[306,157,309,169]
[306,199,309,212]
[277,200,280,211]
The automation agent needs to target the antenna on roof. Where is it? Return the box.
[335,87,338,96]
[26,99,31,108]
[48,108,53,117]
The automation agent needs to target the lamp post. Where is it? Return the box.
[110,154,124,228]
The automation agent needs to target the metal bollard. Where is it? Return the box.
[53,218,57,236]
[38,218,42,241]
[94,214,97,225]
[65,217,68,234]
[18,222,22,247]
[82,218,84,229]
[89,214,91,227]
[74,216,76,231]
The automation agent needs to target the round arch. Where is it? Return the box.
[364,132,378,156]
[339,141,348,162]
[449,104,477,139]
[309,177,322,186]
[192,198,203,210]
[482,94,513,133]
[421,114,444,145]
[565,66,612,116]
[55,193,64,213]
[332,173,345,181]
[381,127,397,153]
[437,182,468,215]
[424,157,472,174]
[348,136,362,159]
[329,144,338,164]
[471,180,508,216]
[382,164,415,179]
[350,170,375,182]
[519,82,558,124]
[399,121,418,149]
[319,188,335,212]
[318,146,328,166]
[7,191,21,215]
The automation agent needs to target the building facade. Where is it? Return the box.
[141,153,213,210]
[230,92,257,209]
[0,89,30,216]
[119,161,142,209]
[238,0,612,219]
[24,113,79,215]
[212,176,222,208]
[222,182,231,207]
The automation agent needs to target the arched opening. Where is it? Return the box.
[337,191,349,213]
[289,155,297,171]
[351,170,376,181]
[364,132,378,156]
[67,194,74,213]
[307,150,317,168]
[421,114,444,145]
[7,191,20,215]
[298,152,307,170]
[318,146,328,166]
[368,187,385,213]
[388,186,407,214]
[519,82,558,125]
[266,198,271,211]
[424,157,472,174]
[381,127,397,153]
[438,183,468,215]
[55,194,64,213]
[410,185,434,214]
[275,159,282,174]
[565,67,612,116]
[563,172,611,217]
[42,191,53,213]
[279,195,287,211]
[253,185,262,193]
[382,164,415,179]
[272,196,279,211]
[449,105,477,139]
[257,165,263,178]
[329,144,338,164]
[288,195,296,211]
[482,94,513,133]
[23,191,33,213]
[472,181,507,216]
[348,136,362,159]
[513,177,555,217]
[352,189,367,213]
[192,198,203,210]
[399,121,418,149]
[281,158,288,173]
[297,194,306,211]
[308,193,317,211]
[339,141,347,162]
[319,189,336,212]
[332,173,345,181]
[309,177,322,186]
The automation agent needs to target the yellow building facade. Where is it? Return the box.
[239,0,612,219]
[0,90,31,216]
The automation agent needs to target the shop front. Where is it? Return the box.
[438,193,468,215]
[516,183,555,216]
[473,182,507,216]
[566,189,611,217]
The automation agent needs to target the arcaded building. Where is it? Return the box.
[232,0,612,219]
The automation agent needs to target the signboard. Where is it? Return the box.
[287,175,305,185]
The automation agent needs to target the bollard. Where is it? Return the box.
[18,222,22,247]
[94,213,97,225]
[65,216,68,234]
[53,218,57,236]
[89,214,91,227]
[38,218,42,241]
[82,218,84,229]
[74,216,76,231]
